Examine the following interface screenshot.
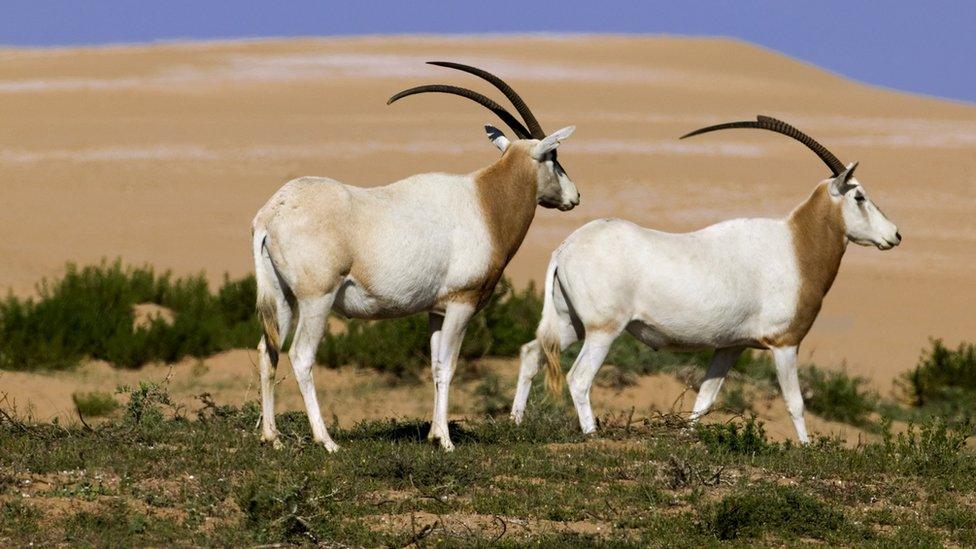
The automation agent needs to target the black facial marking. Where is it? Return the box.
[554,160,568,177]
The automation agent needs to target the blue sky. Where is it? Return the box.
[3,1,974,104]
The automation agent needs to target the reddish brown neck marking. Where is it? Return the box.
[768,182,848,347]
[461,143,539,307]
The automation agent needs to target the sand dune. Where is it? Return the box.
[0,35,974,394]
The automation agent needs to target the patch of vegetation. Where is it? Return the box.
[695,417,775,455]
[701,482,849,541]
[317,314,430,378]
[800,364,878,427]
[881,418,970,477]
[71,391,120,417]
[0,262,548,378]
[604,335,711,380]
[0,380,974,547]
[0,260,259,371]
[473,370,511,417]
[716,382,752,414]
[899,339,976,425]
[0,500,41,540]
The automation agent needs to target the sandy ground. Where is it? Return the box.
[0,35,974,425]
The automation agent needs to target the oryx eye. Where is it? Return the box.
[854,194,866,203]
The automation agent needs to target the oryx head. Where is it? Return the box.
[387,61,580,211]
[681,115,901,250]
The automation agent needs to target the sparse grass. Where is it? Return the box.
[71,391,119,418]
[3,382,972,546]
[3,263,976,544]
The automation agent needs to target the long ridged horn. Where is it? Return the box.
[387,84,532,139]
[681,115,845,176]
[427,61,545,138]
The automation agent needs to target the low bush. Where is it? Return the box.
[701,482,848,541]
[317,314,429,377]
[900,339,976,406]
[71,391,120,417]
[0,261,543,377]
[473,370,511,417]
[717,383,752,414]
[237,473,348,545]
[800,364,878,427]
[695,417,775,456]
[117,380,179,430]
[0,261,259,371]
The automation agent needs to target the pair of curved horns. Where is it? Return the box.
[387,61,545,140]
[389,68,842,177]
[681,115,846,176]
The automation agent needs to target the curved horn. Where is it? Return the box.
[680,115,845,176]
[387,84,532,139]
[427,61,546,138]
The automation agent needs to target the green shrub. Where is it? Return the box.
[462,278,542,357]
[605,335,711,378]
[696,417,774,455]
[473,370,511,417]
[0,261,259,371]
[717,383,752,414]
[701,482,847,540]
[72,391,120,417]
[317,314,429,377]
[237,473,345,544]
[901,339,976,406]
[800,364,877,427]
[117,380,177,429]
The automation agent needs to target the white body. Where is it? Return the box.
[555,217,801,350]
[260,174,494,320]
[512,168,900,443]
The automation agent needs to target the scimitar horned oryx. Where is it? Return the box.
[511,115,900,443]
[252,62,579,452]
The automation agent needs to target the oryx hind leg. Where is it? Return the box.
[290,292,340,452]
[258,280,293,447]
[566,328,621,434]
[511,317,578,423]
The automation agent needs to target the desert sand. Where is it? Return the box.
[0,36,974,430]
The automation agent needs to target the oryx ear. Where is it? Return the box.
[532,125,575,160]
[829,161,859,196]
[485,124,510,153]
